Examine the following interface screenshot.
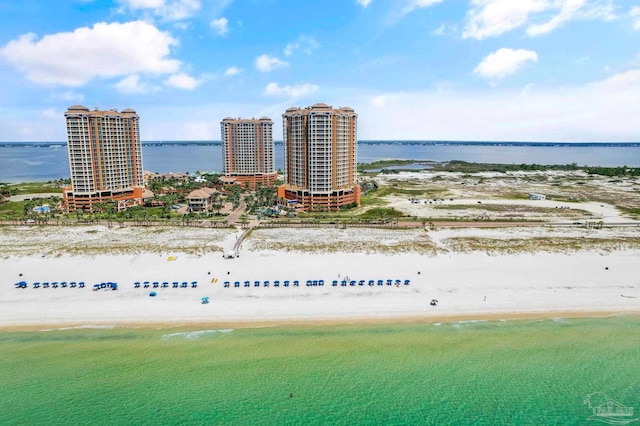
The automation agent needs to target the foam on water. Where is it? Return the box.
[160,329,233,340]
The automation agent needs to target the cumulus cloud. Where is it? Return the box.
[255,54,288,72]
[118,0,201,21]
[527,0,586,36]
[58,91,85,102]
[463,0,550,39]
[283,35,320,56]
[264,82,319,98]
[357,0,372,7]
[224,66,242,76]
[631,7,640,30]
[211,17,229,35]
[115,74,154,94]
[41,108,58,119]
[474,48,538,82]
[356,69,640,141]
[402,0,443,16]
[462,0,613,40]
[0,21,181,87]
[164,73,200,90]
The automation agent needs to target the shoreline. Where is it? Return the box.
[2,309,639,333]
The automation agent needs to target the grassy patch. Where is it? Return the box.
[442,237,640,253]
[358,207,405,219]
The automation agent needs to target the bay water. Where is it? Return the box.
[1,141,639,183]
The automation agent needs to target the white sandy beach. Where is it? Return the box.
[2,225,639,328]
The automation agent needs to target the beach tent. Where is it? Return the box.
[149,291,157,297]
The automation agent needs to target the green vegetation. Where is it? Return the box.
[358,159,415,172]
[584,166,640,177]
[435,160,582,173]
[443,236,640,253]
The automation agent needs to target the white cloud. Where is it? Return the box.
[463,0,550,40]
[357,0,372,7]
[58,91,85,102]
[474,48,538,82]
[401,0,443,17]
[255,54,289,72]
[527,0,586,36]
[0,21,181,87]
[355,69,640,141]
[264,82,319,98]
[115,74,152,94]
[41,108,58,119]
[631,7,640,30]
[211,17,229,36]
[283,35,320,56]
[164,73,200,90]
[432,24,446,35]
[224,66,242,76]
[118,0,201,21]
[463,0,616,40]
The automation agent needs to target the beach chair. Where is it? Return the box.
[33,282,40,288]
[192,281,198,288]
[332,280,338,286]
[274,280,280,287]
[162,282,169,288]
[284,280,290,287]
[244,281,250,287]
[78,282,85,288]
[224,281,230,288]
[254,281,260,287]
[293,280,299,287]
[134,282,141,288]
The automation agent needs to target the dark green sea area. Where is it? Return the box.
[2,317,639,425]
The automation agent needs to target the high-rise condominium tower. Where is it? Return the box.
[63,105,144,211]
[278,103,359,211]
[220,117,276,188]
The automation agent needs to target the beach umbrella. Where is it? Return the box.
[201,297,209,304]
[149,291,157,297]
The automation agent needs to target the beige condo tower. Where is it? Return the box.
[278,103,360,211]
[63,105,145,212]
[220,117,277,188]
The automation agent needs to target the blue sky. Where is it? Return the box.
[1,0,639,142]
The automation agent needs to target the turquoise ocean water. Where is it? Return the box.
[1,317,639,425]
